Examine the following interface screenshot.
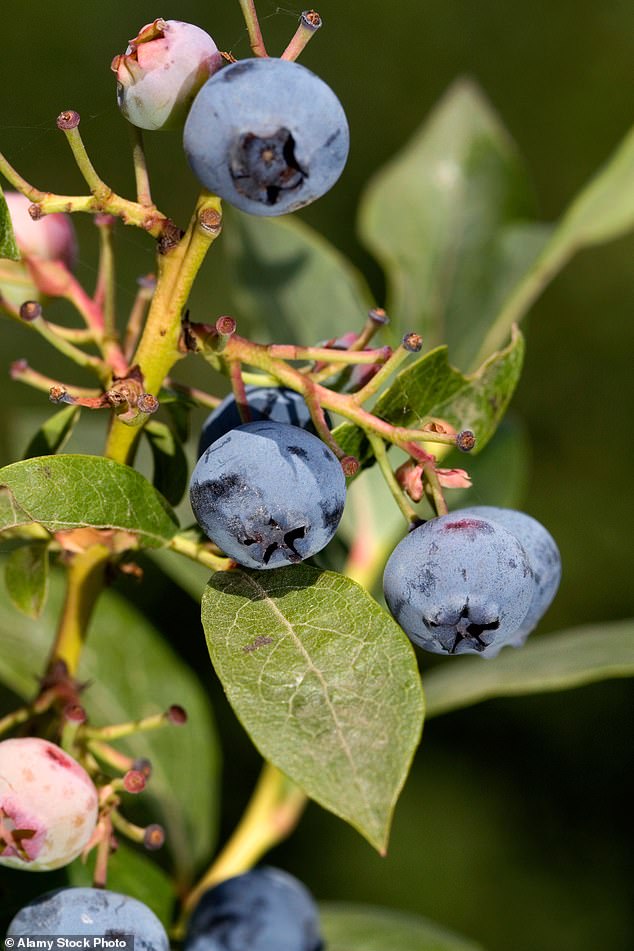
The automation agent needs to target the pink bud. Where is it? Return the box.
[0,737,98,871]
[436,468,473,489]
[4,192,76,269]
[112,19,222,132]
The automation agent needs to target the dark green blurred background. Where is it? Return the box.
[1,2,632,949]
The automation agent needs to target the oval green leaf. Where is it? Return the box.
[475,124,634,364]
[424,619,634,718]
[0,454,179,547]
[0,570,220,885]
[359,78,536,368]
[4,541,49,618]
[144,419,189,507]
[320,903,484,951]
[0,184,20,261]
[223,208,375,345]
[201,565,424,853]
[23,404,80,459]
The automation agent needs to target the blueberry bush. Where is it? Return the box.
[1,4,633,948]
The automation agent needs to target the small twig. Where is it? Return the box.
[281,10,322,62]
[423,465,449,516]
[94,215,117,337]
[124,276,156,361]
[366,432,420,526]
[9,360,100,398]
[168,533,233,572]
[0,150,44,200]
[56,111,110,197]
[128,125,153,207]
[352,333,422,404]
[229,360,251,424]
[238,0,268,57]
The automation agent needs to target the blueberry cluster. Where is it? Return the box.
[383,507,561,658]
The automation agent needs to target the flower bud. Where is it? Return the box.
[112,19,222,132]
[0,192,76,311]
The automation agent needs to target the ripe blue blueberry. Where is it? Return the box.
[183,58,349,216]
[185,866,323,951]
[383,514,534,657]
[458,506,561,647]
[190,421,346,568]
[7,887,169,951]
[198,386,329,457]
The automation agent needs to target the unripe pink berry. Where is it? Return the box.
[0,737,99,871]
[4,192,76,269]
[112,19,222,132]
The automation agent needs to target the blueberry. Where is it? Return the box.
[183,58,349,216]
[185,866,323,951]
[190,421,346,568]
[198,386,330,457]
[7,887,169,951]
[383,514,534,657]
[458,506,561,646]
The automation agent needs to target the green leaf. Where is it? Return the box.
[0,454,179,547]
[144,420,189,507]
[319,903,484,951]
[68,841,174,927]
[334,329,524,467]
[201,565,424,853]
[22,404,80,459]
[359,78,536,366]
[424,619,634,718]
[475,124,634,364]
[223,208,375,345]
[0,184,20,261]
[0,570,220,883]
[4,542,49,618]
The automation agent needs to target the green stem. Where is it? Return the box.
[238,0,268,57]
[105,194,222,465]
[351,339,416,405]
[168,533,233,572]
[48,545,111,676]
[129,126,153,206]
[82,710,169,741]
[269,342,391,364]
[124,279,155,361]
[9,360,100,398]
[0,151,44,200]
[423,465,449,516]
[94,216,117,338]
[24,312,108,379]
[281,11,322,61]
[58,114,108,195]
[177,763,306,932]
[367,432,420,525]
